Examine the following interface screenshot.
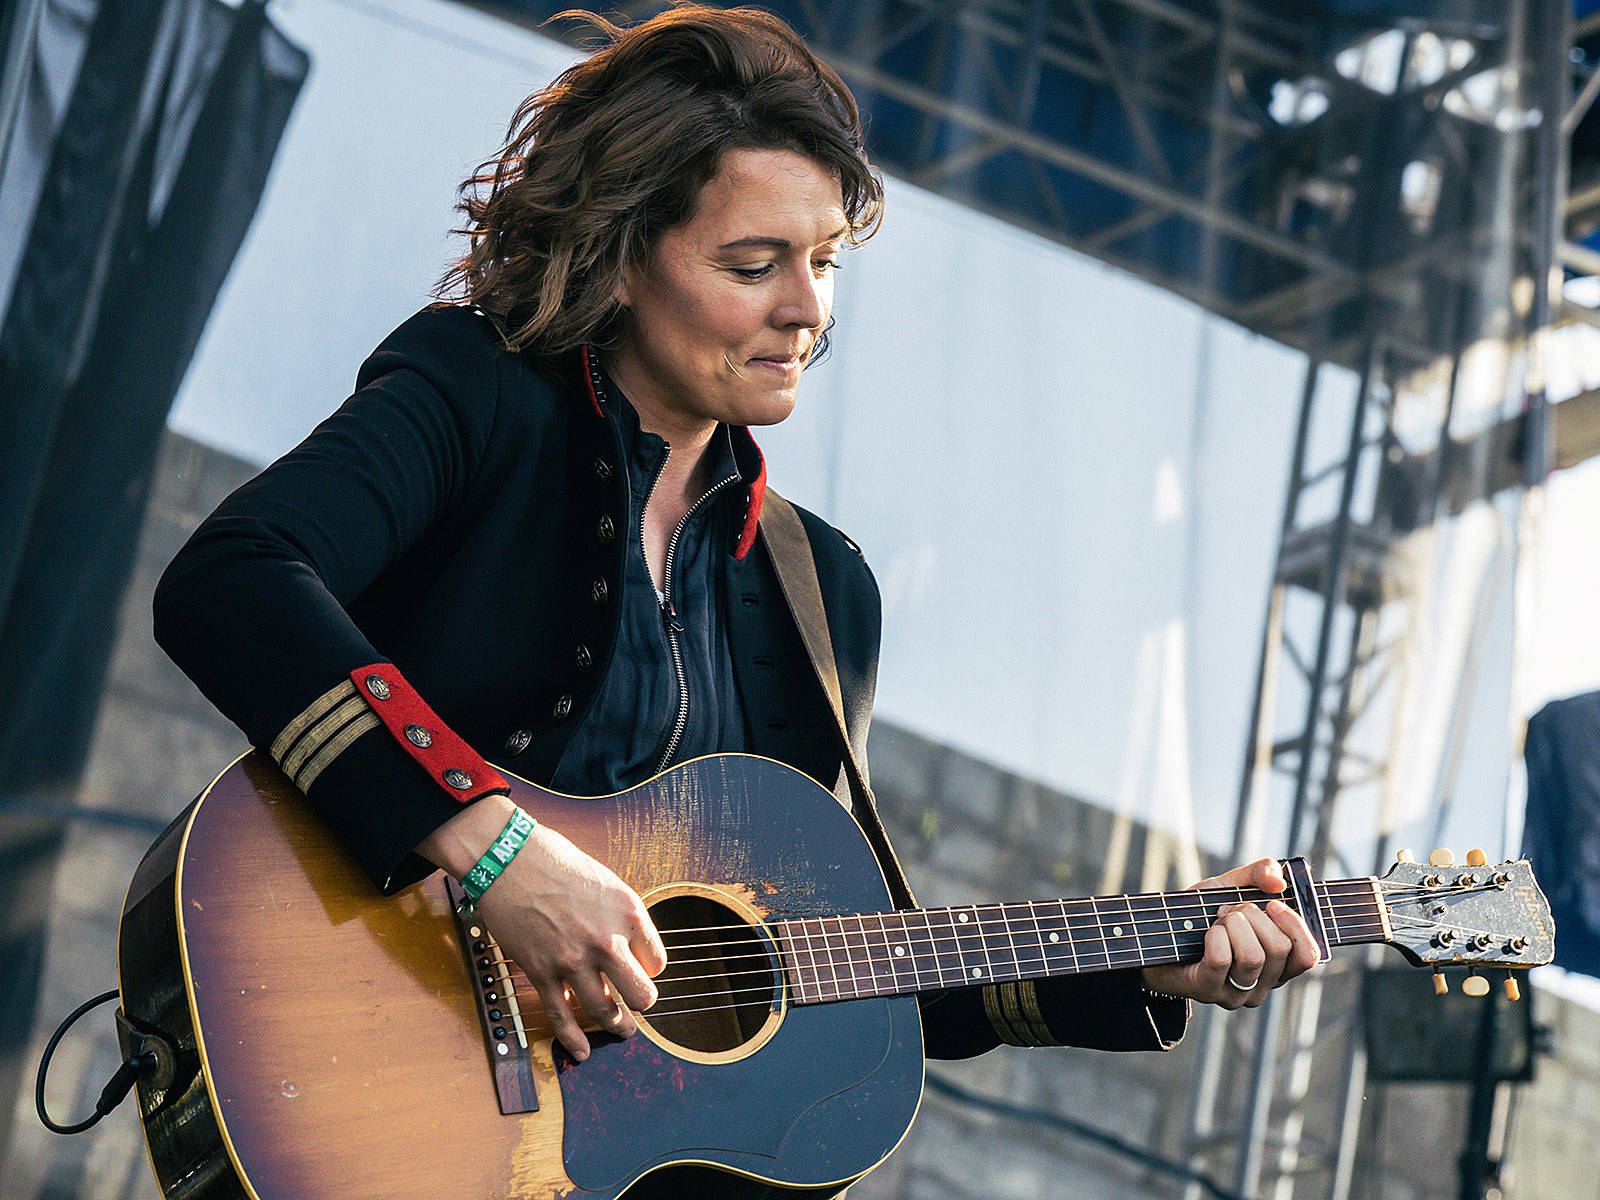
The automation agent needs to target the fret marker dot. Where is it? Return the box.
[895,946,906,956]
[1113,926,1123,937]
[1049,932,1060,942]
[971,967,981,977]
[1184,920,1195,931]
[958,913,970,922]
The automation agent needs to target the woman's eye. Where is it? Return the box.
[731,265,773,280]
[814,259,841,275]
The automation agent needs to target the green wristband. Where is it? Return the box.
[459,806,537,909]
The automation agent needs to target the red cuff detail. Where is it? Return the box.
[350,663,508,803]
[734,441,767,560]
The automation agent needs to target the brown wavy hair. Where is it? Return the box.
[436,5,884,363]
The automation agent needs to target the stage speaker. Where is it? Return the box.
[1362,967,1535,1083]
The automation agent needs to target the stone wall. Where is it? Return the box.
[2,433,254,1200]
[2,430,1596,1200]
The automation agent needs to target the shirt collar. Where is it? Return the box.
[579,346,767,558]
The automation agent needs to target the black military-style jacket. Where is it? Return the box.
[153,304,1186,1058]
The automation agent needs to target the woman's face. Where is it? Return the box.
[608,148,848,439]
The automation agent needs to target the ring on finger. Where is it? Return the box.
[1226,973,1258,991]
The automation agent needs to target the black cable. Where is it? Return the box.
[924,1071,1256,1200]
[35,989,154,1135]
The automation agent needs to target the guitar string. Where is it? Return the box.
[473,888,1392,975]
[469,881,1495,991]
[639,877,1482,948]
[638,886,1416,960]
[557,876,1496,955]
[470,882,1475,983]
[483,919,1501,1026]
[477,902,1524,1014]
[467,886,1518,1014]
[473,922,1392,998]
[470,889,1523,1017]
[642,923,1403,998]
[648,907,1386,967]
[476,914,1410,1011]
[593,918,1520,1022]
[634,882,1389,954]
[643,903,1512,991]
[641,892,1493,970]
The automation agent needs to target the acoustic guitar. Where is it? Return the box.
[117,752,1554,1200]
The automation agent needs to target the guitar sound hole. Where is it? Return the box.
[644,893,778,1056]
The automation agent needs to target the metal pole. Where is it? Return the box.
[1457,992,1504,1200]
[1179,367,1317,1200]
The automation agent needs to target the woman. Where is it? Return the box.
[154,5,1316,1071]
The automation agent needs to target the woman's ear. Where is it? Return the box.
[613,264,636,309]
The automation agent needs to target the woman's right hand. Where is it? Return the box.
[418,795,667,1062]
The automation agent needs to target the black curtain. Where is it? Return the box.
[1524,690,1600,980]
[0,0,307,1155]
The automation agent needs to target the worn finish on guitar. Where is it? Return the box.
[120,753,923,1200]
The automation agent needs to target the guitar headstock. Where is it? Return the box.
[1375,850,1554,995]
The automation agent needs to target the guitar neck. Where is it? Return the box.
[774,878,1386,1004]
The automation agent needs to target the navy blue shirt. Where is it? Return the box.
[549,377,750,795]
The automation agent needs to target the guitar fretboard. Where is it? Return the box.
[774,881,1383,1005]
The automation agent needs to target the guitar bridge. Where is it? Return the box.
[445,876,540,1114]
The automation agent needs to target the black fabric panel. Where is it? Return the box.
[0,0,305,1166]
[1524,690,1600,979]
[0,0,307,789]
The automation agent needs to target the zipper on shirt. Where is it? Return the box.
[644,450,740,776]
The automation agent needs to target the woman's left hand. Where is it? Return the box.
[1140,858,1322,1009]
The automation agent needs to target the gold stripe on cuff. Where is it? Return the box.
[280,695,368,780]
[270,678,359,763]
[985,982,1043,1046]
[1003,982,1047,1047]
[294,711,381,792]
[1017,981,1060,1046]
[982,983,1022,1045]
[998,979,1036,1049]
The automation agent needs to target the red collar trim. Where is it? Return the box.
[582,346,766,558]
[735,439,766,561]
[579,345,604,419]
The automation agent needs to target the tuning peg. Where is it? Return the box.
[1396,848,1416,863]
[1428,848,1456,867]
[1466,848,1487,867]
[1504,973,1521,1002]
[1462,971,1490,998]
[1433,969,1448,996]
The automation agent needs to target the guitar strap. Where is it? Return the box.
[759,489,916,909]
